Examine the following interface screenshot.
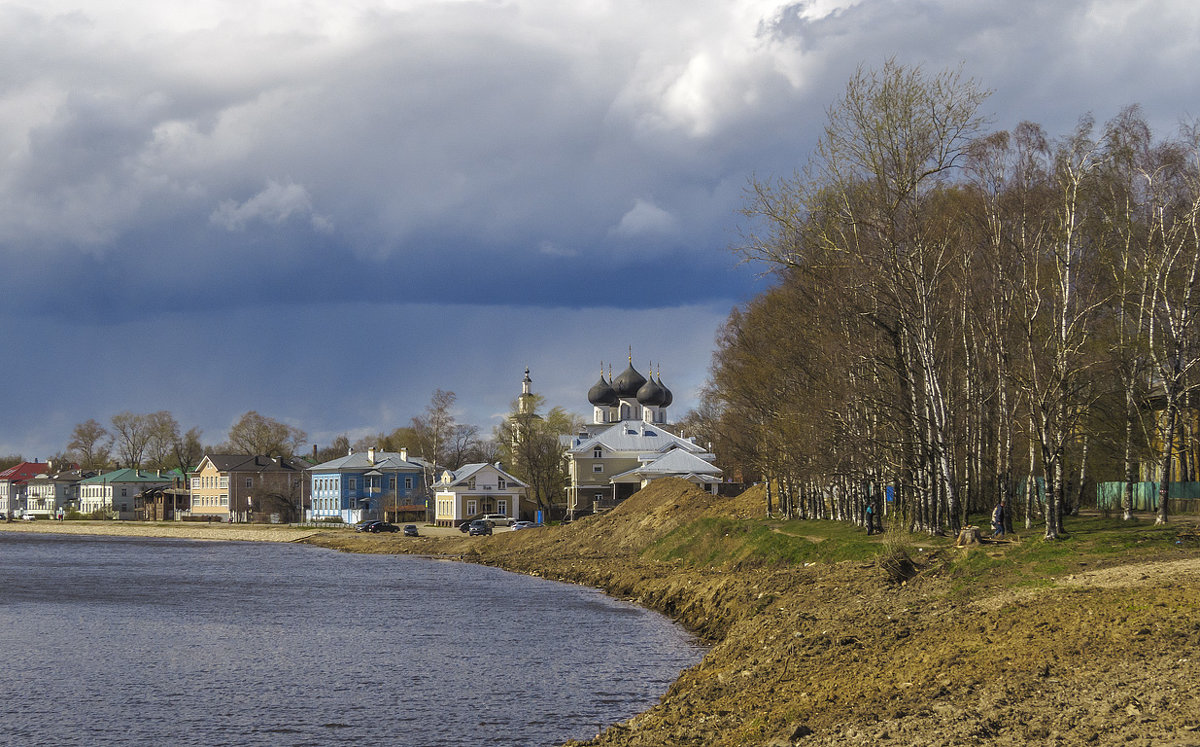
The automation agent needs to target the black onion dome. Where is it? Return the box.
[636,376,666,407]
[658,376,673,408]
[611,362,647,398]
[588,376,618,406]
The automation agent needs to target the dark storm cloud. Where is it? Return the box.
[3,0,1200,455]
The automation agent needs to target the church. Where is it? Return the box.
[563,355,722,518]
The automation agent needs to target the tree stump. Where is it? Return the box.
[956,526,983,547]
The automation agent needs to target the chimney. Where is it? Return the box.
[400,447,408,461]
[368,447,376,465]
[312,444,318,460]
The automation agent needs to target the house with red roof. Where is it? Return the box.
[0,461,50,519]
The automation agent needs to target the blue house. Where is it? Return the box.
[307,447,428,524]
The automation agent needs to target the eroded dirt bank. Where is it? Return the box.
[11,481,1197,746]
[300,481,1200,746]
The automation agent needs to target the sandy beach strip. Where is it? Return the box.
[0,520,325,543]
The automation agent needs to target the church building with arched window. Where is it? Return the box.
[563,354,721,518]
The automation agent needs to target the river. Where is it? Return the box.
[0,533,704,746]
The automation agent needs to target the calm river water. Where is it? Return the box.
[0,533,704,746]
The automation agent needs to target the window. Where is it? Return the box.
[221,495,228,506]
[405,477,413,490]
[593,448,602,458]
[348,478,357,491]
[466,500,477,516]
[245,478,253,488]
[593,464,604,473]
[497,478,506,490]
[388,477,396,491]
[497,499,507,515]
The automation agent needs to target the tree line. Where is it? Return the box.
[51,388,578,506]
[698,61,1200,539]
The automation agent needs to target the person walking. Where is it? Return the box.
[991,501,1006,538]
[865,503,876,536]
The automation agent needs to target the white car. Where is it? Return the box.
[481,513,514,527]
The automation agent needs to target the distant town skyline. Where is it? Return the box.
[4,0,1200,458]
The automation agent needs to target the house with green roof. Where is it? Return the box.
[78,469,177,519]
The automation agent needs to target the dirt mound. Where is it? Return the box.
[492,478,735,559]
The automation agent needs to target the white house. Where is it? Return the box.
[24,468,92,518]
[77,469,174,519]
[433,463,528,527]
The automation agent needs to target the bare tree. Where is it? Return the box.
[411,389,458,487]
[145,411,180,470]
[68,419,113,470]
[110,412,154,469]
[225,411,307,457]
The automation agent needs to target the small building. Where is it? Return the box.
[0,461,50,519]
[308,447,426,525]
[78,469,176,519]
[191,454,310,523]
[24,466,93,518]
[433,462,528,527]
[135,483,192,521]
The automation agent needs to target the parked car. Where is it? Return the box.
[468,520,492,536]
[458,521,472,533]
[368,522,400,533]
[510,520,536,531]
[481,513,513,526]
[355,520,380,533]
[403,524,419,537]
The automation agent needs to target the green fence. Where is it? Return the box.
[1096,481,1200,513]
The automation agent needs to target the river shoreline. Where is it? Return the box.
[7,483,1200,746]
[0,519,323,543]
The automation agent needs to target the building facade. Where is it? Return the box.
[0,461,50,518]
[565,356,721,517]
[191,454,311,523]
[433,462,528,527]
[308,447,426,524]
[77,469,175,519]
[24,467,92,518]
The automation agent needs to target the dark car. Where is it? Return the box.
[355,520,380,533]
[403,524,419,537]
[458,521,474,533]
[368,522,400,533]
[467,520,492,536]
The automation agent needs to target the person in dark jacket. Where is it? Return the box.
[991,501,1006,538]
[865,503,876,535]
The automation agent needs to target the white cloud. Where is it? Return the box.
[210,180,333,233]
[612,198,678,237]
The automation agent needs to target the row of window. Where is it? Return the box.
[313,475,415,494]
[195,495,229,507]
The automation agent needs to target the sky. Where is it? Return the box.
[3,0,1200,459]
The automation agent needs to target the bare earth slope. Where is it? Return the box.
[14,479,1195,745]
[301,479,1200,746]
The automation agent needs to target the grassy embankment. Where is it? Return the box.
[302,479,1200,746]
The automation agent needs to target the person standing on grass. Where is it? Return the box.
[865,502,876,535]
[991,501,1006,538]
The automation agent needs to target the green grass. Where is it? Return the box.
[941,513,1197,595]
[642,516,887,568]
[639,512,1200,595]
